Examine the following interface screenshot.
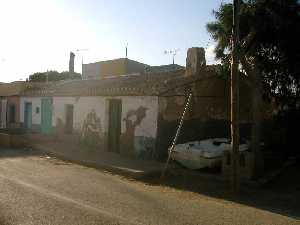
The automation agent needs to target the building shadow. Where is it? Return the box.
[137,162,300,220]
[0,147,43,159]
[1,146,299,221]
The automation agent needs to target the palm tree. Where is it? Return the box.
[206,0,300,178]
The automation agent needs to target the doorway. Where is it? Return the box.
[65,104,74,134]
[0,99,7,128]
[41,98,52,134]
[24,102,32,129]
[107,99,122,153]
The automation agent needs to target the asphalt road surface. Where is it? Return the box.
[0,148,299,225]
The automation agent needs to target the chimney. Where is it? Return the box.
[69,52,75,73]
[185,47,206,77]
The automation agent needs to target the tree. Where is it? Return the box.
[206,0,300,177]
[28,71,82,82]
[207,0,300,98]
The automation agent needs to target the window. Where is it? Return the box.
[9,104,16,123]
[36,107,40,114]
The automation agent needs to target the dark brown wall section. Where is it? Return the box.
[154,77,272,160]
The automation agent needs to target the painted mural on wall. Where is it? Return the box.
[121,106,154,158]
[80,109,103,148]
[134,136,155,159]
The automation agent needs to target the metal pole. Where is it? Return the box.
[231,0,240,193]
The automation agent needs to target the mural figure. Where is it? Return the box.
[80,109,103,147]
[121,106,148,156]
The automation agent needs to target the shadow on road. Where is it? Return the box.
[0,148,43,159]
[137,162,300,221]
[1,147,299,221]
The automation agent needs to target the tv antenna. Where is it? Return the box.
[164,49,180,64]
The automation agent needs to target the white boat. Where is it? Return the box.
[171,138,249,170]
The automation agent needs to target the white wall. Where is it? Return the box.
[53,96,106,131]
[121,96,158,138]
[20,97,42,125]
[52,96,159,138]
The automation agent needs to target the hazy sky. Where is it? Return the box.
[0,0,228,83]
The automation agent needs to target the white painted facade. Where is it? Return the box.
[18,95,158,157]
[121,96,158,138]
[19,96,159,139]
[20,97,42,126]
[52,96,159,139]
[53,96,106,131]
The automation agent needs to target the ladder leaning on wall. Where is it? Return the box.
[160,92,193,179]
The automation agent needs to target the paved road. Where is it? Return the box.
[0,149,298,225]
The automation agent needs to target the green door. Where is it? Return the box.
[108,99,122,153]
[41,98,52,134]
[24,102,32,129]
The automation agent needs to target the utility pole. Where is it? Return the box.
[231,0,240,193]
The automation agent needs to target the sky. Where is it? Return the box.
[0,0,229,83]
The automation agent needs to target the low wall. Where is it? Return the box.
[0,132,29,148]
[0,133,10,147]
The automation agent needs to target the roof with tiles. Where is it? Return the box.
[20,66,220,97]
[0,81,27,97]
[20,81,71,97]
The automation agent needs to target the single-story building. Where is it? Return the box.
[19,82,57,134]
[0,81,28,129]
[17,48,273,160]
